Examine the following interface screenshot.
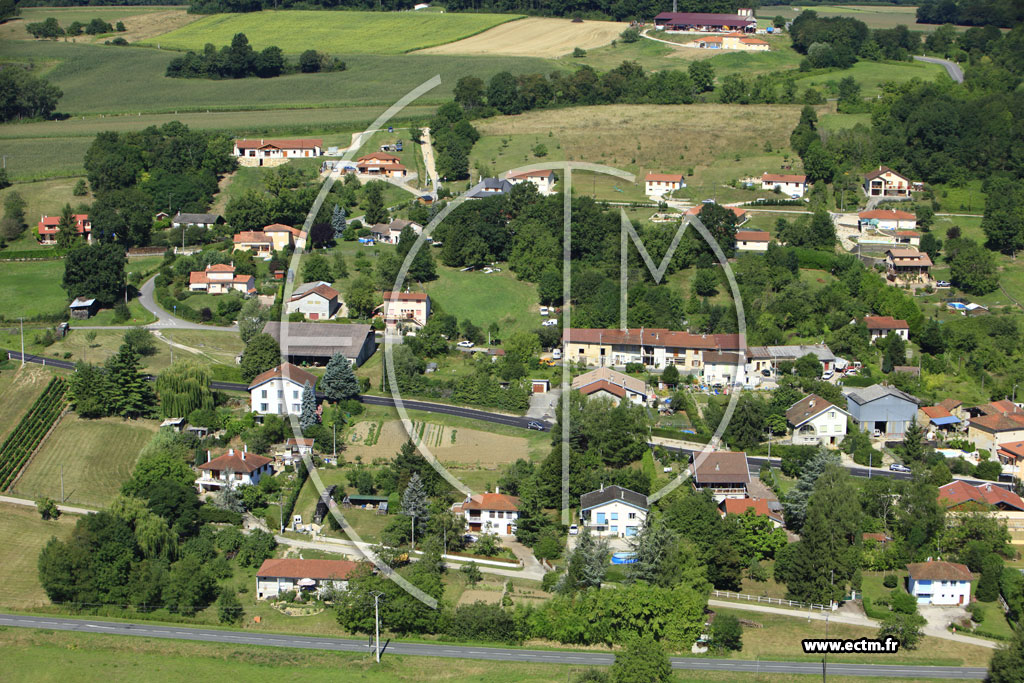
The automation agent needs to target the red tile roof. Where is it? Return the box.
[286,438,315,446]
[921,405,954,420]
[997,441,1024,462]
[645,173,684,183]
[862,532,890,543]
[564,327,729,350]
[736,230,770,242]
[461,492,520,512]
[938,480,1024,511]
[720,497,780,522]
[980,400,1019,416]
[863,315,908,330]
[38,214,90,235]
[235,138,322,150]
[786,394,840,426]
[906,560,973,582]
[247,362,317,391]
[578,379,627,399]
[358,153,401,163]
[693,451,749,485]
[383,291,429,301]
[938,398,963,412]
[895,230,921,237]
[507,169,554,179]
[234,231,272,244]
[198,450,272,473]
[859,209,916,220]
[864,166,909,181]
[971,412,1024,433]
[207,263,236,272]
[257,558,361,580]
[762,173,806,184]
[685,205,747,220]
[289,283,338,302]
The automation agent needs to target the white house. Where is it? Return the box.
[172,212,223,230]
[579,485,649,538]
[235,138,323,167]
[188,263,255,296]
[645,172,684,198]
[907,561,973,606]
[285,437,315,456]
[368,218,423,245]
[506,169,557,195]
[381,291,430,329]
[858,209,917,232]
[451,491,519,536]
[286,281,343,320]
[735,230,770,252]
[786,394,849,447]
[863,315,910,343]
[256,558,360,600]
[196,448,273,492]
[702,351,745,387]
[248,362,318,416]
[571,367,650,406]
[761,172,807,198]
[864,166,911,198]
[264,223,307,251]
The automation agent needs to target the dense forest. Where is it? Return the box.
[917,0,1023,27]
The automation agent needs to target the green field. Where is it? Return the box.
[757,5,942,31]
[10,415,158,507]
[794,58,949,96]
[424,265,538,339]
[0,502,78,608]
[0,178,86,246]
[147,10,521,54]
[0,260,68,317]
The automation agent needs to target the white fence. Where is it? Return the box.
[711,589,827,612]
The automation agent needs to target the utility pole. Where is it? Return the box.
[333,422,337,460]
[372,591,384,663]
[19,317,25,366]
[61,464,64,503]
[411,515,416,549]
[279,490,284,534]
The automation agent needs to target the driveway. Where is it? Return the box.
[526,386,560,421]
[137,275,238,331]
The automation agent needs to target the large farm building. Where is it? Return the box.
[654,11,756,32]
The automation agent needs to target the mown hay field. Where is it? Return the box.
[417,16,627,58]
[0,502,77,608]
[758,4,943,31]
[0,6,194,44]
[147,10,522,54]
[344,420,530,468]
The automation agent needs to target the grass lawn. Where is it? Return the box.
[10,414,159,507]
[0,179,86,233]
[71,298,156,327]
[424,265,539,340]
[0,503,78,608]
[819,112,871,132]
[933,179,986,214]
[0,137,92,181]
[0,6,191,45]
[147,10,522,55]
[0,259,69,317]
[711,606,992,667]
[0,364,54,443]
[793,59,949,97]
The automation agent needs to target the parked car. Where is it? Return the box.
[457,340,474,348]
[552,348,562,360]
[527,421,545,431]
[821,370,834,380]
[569,524,579,535]
[464,534,479,544]
[663,466,673,473]
[889,463,912,473]
[539,306,549,315]
[542,319,558,327]
[936,280,951,288]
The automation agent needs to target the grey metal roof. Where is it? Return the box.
[580,485,649,511]
[291,281,332,297]
[465,178,512,199]
[173,212,222,224]
[264,321,373,359]
[746,344,835,362]
[843,384,920,406]
[69,297,95,308]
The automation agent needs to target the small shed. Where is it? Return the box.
[161,417,186,432]
[531,379,551,394]
[314,484,337,524]
[342,494,390,515]
[69,296,98,319]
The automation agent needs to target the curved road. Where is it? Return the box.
[914,55,964,83]
[0,614,988,678]
[138,276,238,331]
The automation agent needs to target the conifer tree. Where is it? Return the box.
[331,203,347,241]
[299,381,319,431]
[105,343,155,419]
[321,352,360,402]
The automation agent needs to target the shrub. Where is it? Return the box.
[572,47,587,57]
[37,497,60,520]
[73,179,88,196]
[883,574,898,588]
[890,589,918,615]
[710,613,743,651]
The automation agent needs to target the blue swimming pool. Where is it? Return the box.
[948,302,967,310]
[611,552,637,565]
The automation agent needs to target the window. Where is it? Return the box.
[600,348,606,356]
[260,403,268,412]
[578,348,585,354]
[628,512,637,519]
[277,390,283,399]
[261,390,267,398]
[489,511,495,518]
[611,512,618,520]
[293,390,300,399]
[610,526,618,534]
[497,511,504,519]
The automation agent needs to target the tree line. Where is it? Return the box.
[25,15,126,38]
[0,67,63,122]
[166,33,344,80]
[917,0,1023,28]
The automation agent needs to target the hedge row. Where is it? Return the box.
[0,250,63,261]
[650,427,712,444]
[0,377,68,490]
[280,461,310,526]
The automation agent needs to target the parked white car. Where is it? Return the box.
[569,524,579,535]
[457,340,474,348]
[542,319,558,327]
[539,306,549,315]
[552,348,562,360]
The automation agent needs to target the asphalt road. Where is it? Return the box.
[914,55,965,83]
[5,349,1009,488]
[0,614,988,678]
[138,276,238,331]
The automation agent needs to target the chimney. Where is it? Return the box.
[228,448,234,457]
[242,452,246,461]
[809,399,815,408]
[206,450,211,463]
[495,486,500,494]
[600,482,604,492]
